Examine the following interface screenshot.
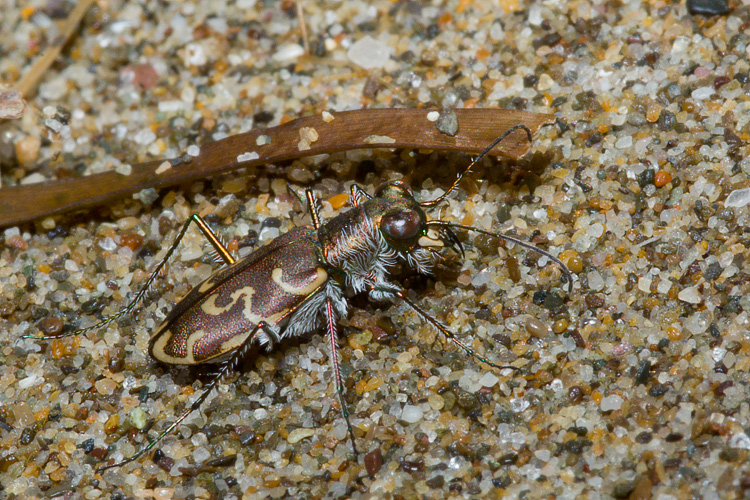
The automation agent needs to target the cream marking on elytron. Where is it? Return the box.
[271,266,328,295]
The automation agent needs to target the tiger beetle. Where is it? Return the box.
[25,124,572,472]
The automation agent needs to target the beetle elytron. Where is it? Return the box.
[26,124,572,471]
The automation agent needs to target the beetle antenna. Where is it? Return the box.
[419,124,533,208]
[23,214,234,341]
[428,221,573,293]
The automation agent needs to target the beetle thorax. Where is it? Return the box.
[319,205,398,295]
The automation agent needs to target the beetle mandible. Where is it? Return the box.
[26,124,572,471]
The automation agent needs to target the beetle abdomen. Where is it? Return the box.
[149,227,328,365]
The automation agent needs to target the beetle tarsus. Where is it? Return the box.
[97,322,268,472]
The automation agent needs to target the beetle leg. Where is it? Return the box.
[350,184,371,207]
[24,214,234,341]
[97,321,268,472]
[370,283,521,373]
[305,188,322,230]
[324,296,358,458]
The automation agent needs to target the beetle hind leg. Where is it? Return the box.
[324,297,359,458]
[23,214,234,341]
[97,321,269,472]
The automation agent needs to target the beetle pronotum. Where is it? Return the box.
[26,124,572,472]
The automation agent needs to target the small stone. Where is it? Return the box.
[615,136,633,149]
[678,287,702,304]
[436,109,458,136]
[15,135,41,164]
[120,63,159,90]
[0,90,25,119]
[237,151,259,162]
[525,317,549,337]
[104,414,120,434]
[401,404,424,423]
[600,394,624,412]
[427,394,444,410]
[273,43,305,62]
[130,408,148,430]
[479,372,499,388]
[691,86,714,100]
[155,161,171,174]
[347,36,393,69]
[364,449,383,475]
[153,488,175,500]
[95,378,118,396]
[724,188,750,208]
[186,145,200,157]
[321,111,334,123]
[426,111,440,122]
[287,428,316,444]
[38,317,63,336]
[297,127,319,151]
[687,0,729,15]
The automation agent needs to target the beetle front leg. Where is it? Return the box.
[324,297,358,458]
[370,283,521,373]
[24,214,235,341]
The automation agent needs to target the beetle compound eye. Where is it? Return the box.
[381,210,422,240]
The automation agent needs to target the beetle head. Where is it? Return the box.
[367,181,460,273]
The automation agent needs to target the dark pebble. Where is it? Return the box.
[496,453,518,466]
[81,298,104,314]
[564,439,591,454]
[704,262,722,281]
[657,110,676,131]
[570,329,586,348]
[239,431,257,446]
[568,386,583,403]
[19,426,37,445]
[493,334,511,348]
[38,317,63,336]
[687,0,729,15]
[401,459,424,473]
[492,474,511,488]
[475,234,500,256]
[78,438,95,453]
[260,217,281,229]
[496,205,511,223]
[542,292,564,310]
[648,384,669,397]
[426,475,445,488]
[532,290,547,305]
[635,360,651,385]
[375,316,397,336]
[719,448,739,462]
[364,449,383,475]
[155,453,175,472]
[714,380,733,396]
[551,96,567,107]
[612,481,635,498]
[205,454,237,467]
[665,433,683,442]
[585,294,604,309]
[635,431,653,444]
